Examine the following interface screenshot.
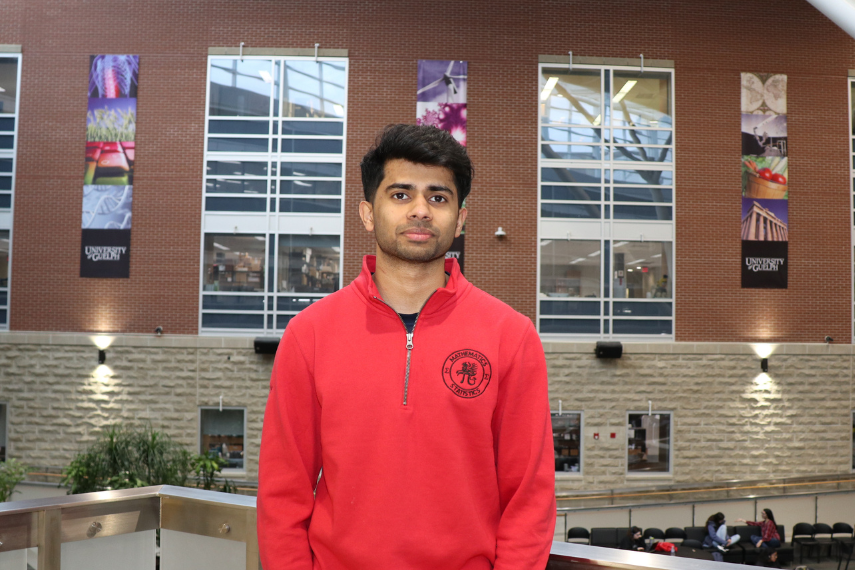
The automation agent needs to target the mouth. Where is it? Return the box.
[401,228,435,242]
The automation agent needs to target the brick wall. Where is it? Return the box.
[1,334,851,489]
[0,0,852,340]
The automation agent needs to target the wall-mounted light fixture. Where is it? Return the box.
[495,227,507,238]
[760,358,768,373]
[155,326,163,336]
[98,350,106,365]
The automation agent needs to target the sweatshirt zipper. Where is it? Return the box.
[372,292,436,406]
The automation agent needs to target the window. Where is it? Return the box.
[552,411,582,474]
[0,54,20,330]
[627,412,671,474]
[0,402,6,462]
[199,407,246,471]
[538,63,674,338]
[201,55,347,333]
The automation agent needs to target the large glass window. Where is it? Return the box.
[201,55,347,333]
[552,411,582,474]
[200,407,245,471]
[538,63,674,338]
[627,412,671,474]
[0,403,6,462]
[0,55,18,330]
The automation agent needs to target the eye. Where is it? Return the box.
[429,195,448,203]
[392,192,408,200]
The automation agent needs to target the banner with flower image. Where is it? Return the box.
[741,72,788,288]
[81,55,138,278]
[417,60,467,272]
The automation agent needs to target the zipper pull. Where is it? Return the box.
[406,333,414,350]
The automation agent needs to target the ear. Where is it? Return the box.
[359,200,375,232]
[454,207,467,238]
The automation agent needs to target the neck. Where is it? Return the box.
[372,249,448,314]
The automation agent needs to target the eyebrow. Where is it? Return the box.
[385,182,454,195]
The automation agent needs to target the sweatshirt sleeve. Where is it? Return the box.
[491,319,556,569]
[708,523,726,545]
[257,326,322,570]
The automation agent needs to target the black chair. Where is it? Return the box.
[665,527,687,543]
[684,526,707,544]
[793,522,821,563]
[839,540,855,570]
[682,539,703,548]
[643,528,665,541]
[590,528,619,549]
[815,523,836,560]
[834,523,855,560]
[567,527,590,544]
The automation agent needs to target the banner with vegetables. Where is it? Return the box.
[81,55,138,278]
[741,73,787,288]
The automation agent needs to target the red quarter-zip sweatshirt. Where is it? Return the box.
[258,256,556,569]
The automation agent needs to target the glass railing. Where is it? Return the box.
[0,485,742,570]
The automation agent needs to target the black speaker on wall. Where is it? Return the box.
[254,337,280,355]
[595,341,623,359]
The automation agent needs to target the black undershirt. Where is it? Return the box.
[399,313,417,333]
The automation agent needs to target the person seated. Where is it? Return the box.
[703,512,741,562]
[619,527,646,551]
[736,509,781,549]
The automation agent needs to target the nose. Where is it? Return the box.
[407,193,432,220]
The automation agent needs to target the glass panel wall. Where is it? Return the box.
[200,408,245,471]
[538,63,674,338]
[202,56,347,333]
[552,411,582,474]
[0,402,6,462]
[627,412,671,473]
[0,55,18,330]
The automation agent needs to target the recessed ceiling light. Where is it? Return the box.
[613,80,637,103]
[540,77,559,101]
[213,242,230,250]
[259,70,273,83]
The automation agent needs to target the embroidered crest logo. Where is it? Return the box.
[442,349,492,399]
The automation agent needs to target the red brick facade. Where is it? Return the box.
[0,0,852,342]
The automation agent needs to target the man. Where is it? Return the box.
[258,124,555,569]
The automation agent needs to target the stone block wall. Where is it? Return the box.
[1,333,852,490]
[0,333,274,478]
[546,343,855,491]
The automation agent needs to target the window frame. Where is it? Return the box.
[626,410,673,477]
[198,406,247,474]
[551,409,583,478]
[536,62,676,341]
[199,55,347,335]
[0,52,21,331]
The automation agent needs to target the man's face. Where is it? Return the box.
[359,159,467,263]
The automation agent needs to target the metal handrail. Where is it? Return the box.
[0,485,742,570]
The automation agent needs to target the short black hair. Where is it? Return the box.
[360,124,473,207]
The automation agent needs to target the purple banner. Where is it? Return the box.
[416,60,467,146]
[82,55,138,278]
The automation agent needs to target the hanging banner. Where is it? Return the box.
[81,55,138,278]
[740,73,788,288]
[417,60,467,272]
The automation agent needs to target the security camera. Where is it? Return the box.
[825,336,833,344]
[155,326,163,336]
